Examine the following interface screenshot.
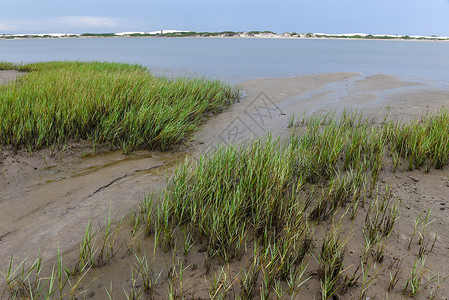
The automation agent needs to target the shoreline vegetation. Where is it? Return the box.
[1,61,449,298]
[0,30,448,41]
[0,61,239,153]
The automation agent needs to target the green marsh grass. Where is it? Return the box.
[384,110,449,170]
[1,252,86,299]
[317,226,348,300]
[208,267,228,299]
[132,254,160,297]
[0,61,239,152]
[403,257,428,297]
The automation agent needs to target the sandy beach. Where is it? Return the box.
[1,70,449,298]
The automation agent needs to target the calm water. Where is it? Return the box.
[0,37,448,84]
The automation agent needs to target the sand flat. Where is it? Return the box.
[191,72,449,155]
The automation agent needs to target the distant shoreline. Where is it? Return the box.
[1,31,448,42]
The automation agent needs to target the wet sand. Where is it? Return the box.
[2,70,449,298]
[0,145,184,267]
[191,73,449,155]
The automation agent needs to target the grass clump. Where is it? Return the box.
[384,110,449,170]
[318,227,348,300]
[0,61,239,152]
[166,137,315,261]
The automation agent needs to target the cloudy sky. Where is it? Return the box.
[1,0,449,36]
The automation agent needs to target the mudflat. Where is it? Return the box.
[192,73,449,153]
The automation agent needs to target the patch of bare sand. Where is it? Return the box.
[190,73,359,154]
[0,70,23,85]
[2,70,449,299]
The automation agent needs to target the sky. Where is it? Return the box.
[1,0,449,36]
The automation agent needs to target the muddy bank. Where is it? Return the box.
[0,144,184,267]
[2,70,449,298]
